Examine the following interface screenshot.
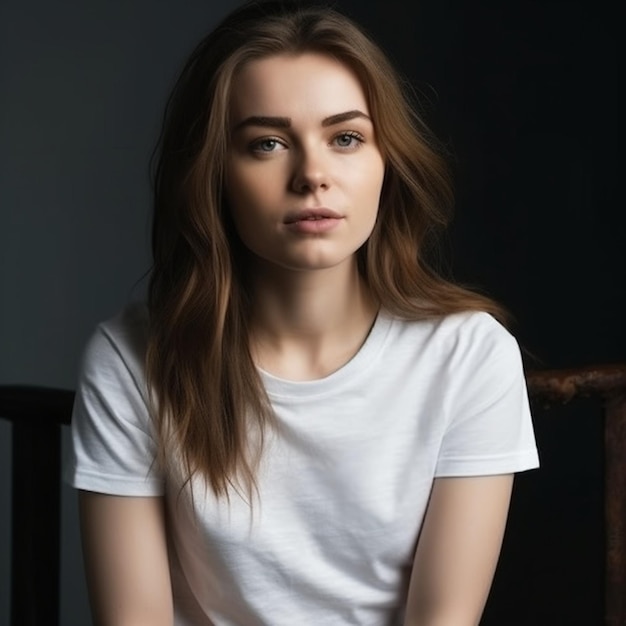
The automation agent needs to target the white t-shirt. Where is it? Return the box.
[65,303,539,625]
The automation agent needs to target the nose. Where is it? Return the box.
[290,146,331,194]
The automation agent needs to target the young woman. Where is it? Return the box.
[66,1,539,624]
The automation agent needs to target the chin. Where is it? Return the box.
[266,254,356,274]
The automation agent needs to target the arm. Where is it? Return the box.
[79,490,174,626]
[404,474,514,626]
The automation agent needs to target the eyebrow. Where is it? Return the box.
[232,109,371,131]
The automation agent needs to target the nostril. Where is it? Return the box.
[291,175,329,194]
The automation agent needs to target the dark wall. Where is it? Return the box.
[338,0,623,366]
[0,2,244,625]
[334,0,623,623]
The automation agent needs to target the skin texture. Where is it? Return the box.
[79,53,514,625]
[405,475,514,625]
[79,492,172,626]
[226,53,385,275]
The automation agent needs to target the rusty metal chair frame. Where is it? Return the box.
[1,364,626,625]
[525,364,626,626]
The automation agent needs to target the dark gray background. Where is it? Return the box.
[0,2,244,624]
[1,0,622,624]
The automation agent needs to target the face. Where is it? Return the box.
[225,53,385,275]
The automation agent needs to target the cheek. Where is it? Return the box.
[355,157,385,208]
[224,165,282,252]
[226,161,282,216]
[361,161,385,238]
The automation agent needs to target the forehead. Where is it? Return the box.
[229,53,369,120]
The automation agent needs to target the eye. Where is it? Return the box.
[250,137,286,153]
[332,131,364,150]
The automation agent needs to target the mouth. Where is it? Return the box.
[284,208,343,224]
[283,208,344,234]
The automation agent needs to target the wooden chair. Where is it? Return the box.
[1,364,626,625]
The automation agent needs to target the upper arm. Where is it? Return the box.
[79,490,173,626]
[404,474,514,626]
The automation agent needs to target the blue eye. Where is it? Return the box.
[251,138,284,153]
[333,132,364,149]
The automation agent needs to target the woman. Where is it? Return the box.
[66,1,539,624]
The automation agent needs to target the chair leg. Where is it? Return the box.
[605,394,626,626]
[11,421,60,626]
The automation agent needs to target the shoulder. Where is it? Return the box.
[80,301,149,391]
[385,310,520,367]
[438,311,525,397]
[68,301,163,495]
[439,311,520,362]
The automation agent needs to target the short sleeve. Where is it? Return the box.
[63,306,164,496]
[434,314,539,477]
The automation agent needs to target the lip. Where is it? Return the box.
[283,207,344,235]
[284,207,343,224]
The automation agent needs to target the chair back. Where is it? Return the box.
[1,386,74,626]
[525,365,626,626]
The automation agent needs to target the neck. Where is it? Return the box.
[248,258,378,380]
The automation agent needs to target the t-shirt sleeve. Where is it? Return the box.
[64,319,165,496]
[434,314,540,477]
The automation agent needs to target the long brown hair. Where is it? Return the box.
[147,0,507,497]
